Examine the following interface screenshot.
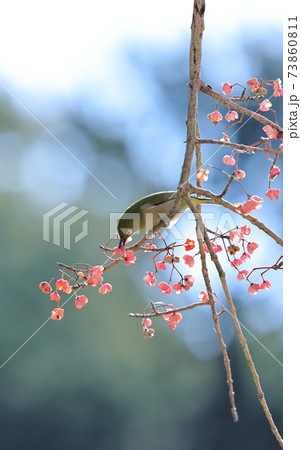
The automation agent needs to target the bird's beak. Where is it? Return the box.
[119,238,126,248]
[119,231,133,248]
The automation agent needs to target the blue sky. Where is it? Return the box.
[0,0,282,96]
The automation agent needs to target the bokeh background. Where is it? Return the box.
[0,1,283,449]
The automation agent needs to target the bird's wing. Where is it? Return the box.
[123,191,177,215]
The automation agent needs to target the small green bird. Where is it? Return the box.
[117,190,214,246]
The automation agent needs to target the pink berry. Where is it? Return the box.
[142,318,152,327]
[183,275,195,289]
[92,265,104,276]
[265,188,280,200]
[158,282,172,295]
[86,275,103,287]
[50,292,60,301]
[113,246,125,256]
[247,77,259,90]
[222,82,233,95]
[231,258,243,267]
[184,239,195,251]
[259,99,272,111]
[259,280,272,290]
[240,252,251,262]
[55,279,70,292]
[75,295,88,309]
[196,169,209,182]
[236,270,249,281]
[222,155,236,165]
[198,291,209,303]
[124,251,136,265]
[269,166,281,180]
[163,254,173,264]
[208,110,223,125]
[168,313,182,329]
[143,243,157,252]
[183,255,195,268]
[99,283,112,294]
[172,283,185,294]
[247,242,259,254]
[240,225,251,235]
[263,125,278,139]
[229,229,244,243]
[248,283,260,295]
[225,111,239,122]
[236,169,246,179]
[143,272,156,287]
[39,281,52,294]
[51,308,64,320]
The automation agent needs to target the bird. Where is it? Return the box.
[117,190,215,247]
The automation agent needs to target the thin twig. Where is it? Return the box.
[195,139,283,156]
[99,243,182,253]
[128,301,209,318]
[199,82,282,131]
[218,171,236,197]
[188,185,283,247]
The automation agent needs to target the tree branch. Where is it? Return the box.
[195,139,283,157]
[128,301,209,318]
[185,195,282,446]
[188,185,283,247]
[185,193,238,422]
[199,82,282,130]
[176,0,205,196]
